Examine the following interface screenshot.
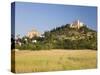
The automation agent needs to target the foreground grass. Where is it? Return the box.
[12,49,97,73]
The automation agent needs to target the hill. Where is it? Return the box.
[42,24,97,50]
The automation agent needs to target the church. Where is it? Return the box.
[70,20,84,29]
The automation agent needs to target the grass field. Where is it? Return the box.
[12,49,97,73]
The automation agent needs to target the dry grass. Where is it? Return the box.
[12,49,97,73]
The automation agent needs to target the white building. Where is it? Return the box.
[70,20,84,29]
[32,40,37,43]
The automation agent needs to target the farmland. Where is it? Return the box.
[12,49,97,73]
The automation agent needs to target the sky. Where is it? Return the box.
[13,2,97,37]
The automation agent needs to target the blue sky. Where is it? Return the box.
[14,2,97,37]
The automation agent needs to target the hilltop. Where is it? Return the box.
[45,24,96,41]
[43,20,97,50]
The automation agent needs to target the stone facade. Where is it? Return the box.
[70,20,84,29]
[26,29,40,39]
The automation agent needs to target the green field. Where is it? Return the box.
[12,49,97,73]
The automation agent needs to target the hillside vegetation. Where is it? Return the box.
[15,24,97,50]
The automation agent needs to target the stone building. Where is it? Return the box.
[70,20,84,29]
[26,29,40,39]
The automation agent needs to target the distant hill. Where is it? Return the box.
[46,24,96,40]
[43,22,97,50]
